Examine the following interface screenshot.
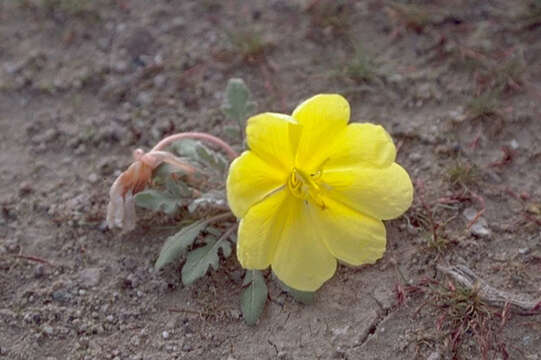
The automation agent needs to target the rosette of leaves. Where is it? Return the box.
[134,79,298,325]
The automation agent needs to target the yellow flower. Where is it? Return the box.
[226,94,413,291]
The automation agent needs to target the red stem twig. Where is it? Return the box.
[152,132,239,161]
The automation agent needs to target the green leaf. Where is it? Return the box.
[241,270,268,326]
[181,235,232,285]
[153,162,189,182]
[134,189,181,215]
[154,220,208,271]
[170,139,228,174]
[195,144,228,173]
[278,278,315,305]
[188,190,227,213]
[223,125,241,140]
[165,176,191,198]
[221,78,256,128]
[170,139,200,159]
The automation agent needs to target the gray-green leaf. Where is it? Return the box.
[135,189,181,215]
[221,78,255,128]
[154,220,208,271]
[188,190,227,213]
[195,144,228,173]
[241,270,268,326]
[278,278,315,305]
[181,235,232,286]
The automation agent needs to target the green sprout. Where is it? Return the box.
[343,45,377,83]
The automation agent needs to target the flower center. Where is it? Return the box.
[287,168,326,209]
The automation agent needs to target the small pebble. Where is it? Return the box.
[34,264,45,278]
[42,325,54,335]
[427,352,441,360]
[88,173,99,184]
[5,239,19,253]
[162,331,170,339]
[79,268,101,288]
[19,181,33,196]
[409,153,422,162]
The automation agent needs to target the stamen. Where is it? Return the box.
[287,167,326,209]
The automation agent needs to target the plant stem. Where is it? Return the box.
[151,132,239,161]
[204,212,236,225]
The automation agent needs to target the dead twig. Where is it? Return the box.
[437,264,541,315]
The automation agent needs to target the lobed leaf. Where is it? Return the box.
[154,220,208,271]
[188,190,227,213]
[195,144,228,173]
[134,189,181,215]
[170,139,228,175]
[181,235,233,286]
[241,270,268,326]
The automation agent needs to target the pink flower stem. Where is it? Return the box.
[151,132,239,161]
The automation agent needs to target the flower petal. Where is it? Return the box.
[237,190,337,292]
[309,197,387,266]
[270,197,337,292]
[227,151,287,218]
[246,113,300,172]
[236,188,289,270]
[292,94,350,168]
[321,163,413,220]
[310,123,397,171]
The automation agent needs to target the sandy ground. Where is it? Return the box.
[1,1,540,359]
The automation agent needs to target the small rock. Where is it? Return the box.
[130,335,142,346]
[19,181,33,196]
[167,16,185,31]
[34,264,45,278]
[42,324,54,335]
[388,73,403,83]
[88,173,99,184]
[162,331,170,339]
[52,290,71,303]
[124,273,139,289]
[470,220,491,238]
[461,207,476,221]
[136,91,153,106]
[409,153,422,163]
[153,74,166,88]
[427,352,441,360]
[448,107,467,123]
[510,139,519,150]
[5,239,19,253]
[79,268,101,288]
[229,309,241,320]
[463,207,491,238]
[113,60,129,73]
[518,247,530,255]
